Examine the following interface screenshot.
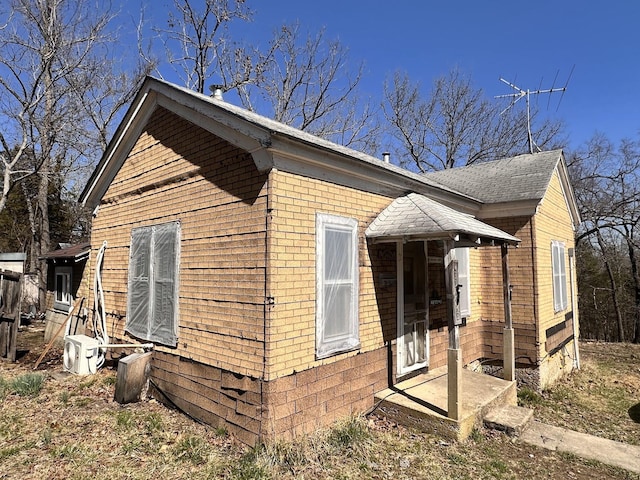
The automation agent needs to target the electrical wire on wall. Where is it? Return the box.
[93,241,109,368]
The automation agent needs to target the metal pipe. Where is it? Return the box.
[98,343,154,349]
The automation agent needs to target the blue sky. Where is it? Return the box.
[136,1,640,151]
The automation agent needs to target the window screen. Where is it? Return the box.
[316,213,359,358]
[551,240,567,312]
[126,221,180,346]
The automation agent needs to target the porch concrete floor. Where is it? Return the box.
[373,366,517,441]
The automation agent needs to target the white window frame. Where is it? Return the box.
[551,240,568,312]
[126,221,180,347]
[54,266,72,311]
[316,213,359,358]
[455,247,471,318]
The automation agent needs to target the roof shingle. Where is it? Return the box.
[424,150,562,204]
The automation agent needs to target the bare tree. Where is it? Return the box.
[234,23,380,154]
[151,0,253,94]
[150,2,380,154]
[0,0,146,309]
[383,69,566,172]
[572,133,640,342]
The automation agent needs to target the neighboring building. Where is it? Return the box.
[0,252,26,274]
[0,252,38,318]
[78,77,580,444]
[41,242,91,343]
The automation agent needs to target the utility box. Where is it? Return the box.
[63,334,100,375]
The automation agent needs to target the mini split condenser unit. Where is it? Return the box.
[64,334,100,375]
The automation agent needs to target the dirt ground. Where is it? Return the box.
[1,324,639,479]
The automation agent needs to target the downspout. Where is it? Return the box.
[568,247,580,369]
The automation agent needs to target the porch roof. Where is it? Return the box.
[365,193,520,245]
[40,242,91,263]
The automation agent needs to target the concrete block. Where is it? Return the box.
[483,405,533,436]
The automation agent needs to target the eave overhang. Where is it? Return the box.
[40,242,91,264]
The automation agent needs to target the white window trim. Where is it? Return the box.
[552,240,568,312]
[316,213,359,359]
[455,247,471,318]
[54,266,72,311]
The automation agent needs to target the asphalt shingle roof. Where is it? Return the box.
[365,193,519,244]
[40,242,91,262]
[424,150,562,204]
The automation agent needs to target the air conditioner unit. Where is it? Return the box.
[64,334,100,375]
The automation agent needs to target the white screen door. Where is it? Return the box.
[397,241,429,375]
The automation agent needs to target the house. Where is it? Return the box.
[41,242,91,343]
[78,77,580,445]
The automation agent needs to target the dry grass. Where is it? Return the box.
[1,328,639,479]
[520,341,640,446]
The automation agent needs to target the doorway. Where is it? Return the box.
[397,241,429,375]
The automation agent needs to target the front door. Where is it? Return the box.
[397,241,429,375]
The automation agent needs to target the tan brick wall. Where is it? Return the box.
[533,170,576,343]
[265,170,393,380]
[84,107,269,377]
[532,170,577,381]
[427,215,541,369]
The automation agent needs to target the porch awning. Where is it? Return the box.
[40,242,91,263]
[365,193,519,245]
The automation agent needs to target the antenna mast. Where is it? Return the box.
[495,67,573,154]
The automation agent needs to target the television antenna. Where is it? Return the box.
[495,66,574,154]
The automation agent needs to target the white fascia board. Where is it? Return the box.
[268,135,481,213]
[556,160,582,229]
[478,200,540,219]
[154,94,273,171]
[81,90,157,208]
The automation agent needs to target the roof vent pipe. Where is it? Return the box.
[382,152,390,163]
[210,84,224,101]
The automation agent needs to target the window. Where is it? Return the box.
[455,248,471,318]
[54,266,72,311]
[316,213,359,358]
[551,241,567,312]
[126,221,180,347]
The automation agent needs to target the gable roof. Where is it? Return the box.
[79,77,580,230]
[365,193,520,245]
[425,150,560,203]
[425,150,581,225]
[79,77,478,213]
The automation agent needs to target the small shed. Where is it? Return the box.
[41,242,91,343]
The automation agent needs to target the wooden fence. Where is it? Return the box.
[0,269,22,361]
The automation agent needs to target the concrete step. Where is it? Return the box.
[483,405,534,437]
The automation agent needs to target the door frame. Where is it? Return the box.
[396,240,430,376]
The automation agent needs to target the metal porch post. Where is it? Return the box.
[502,243,516,382]
[445,240,462,420]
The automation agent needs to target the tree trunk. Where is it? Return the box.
[597,229,625,342]
[626,234,640,343]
